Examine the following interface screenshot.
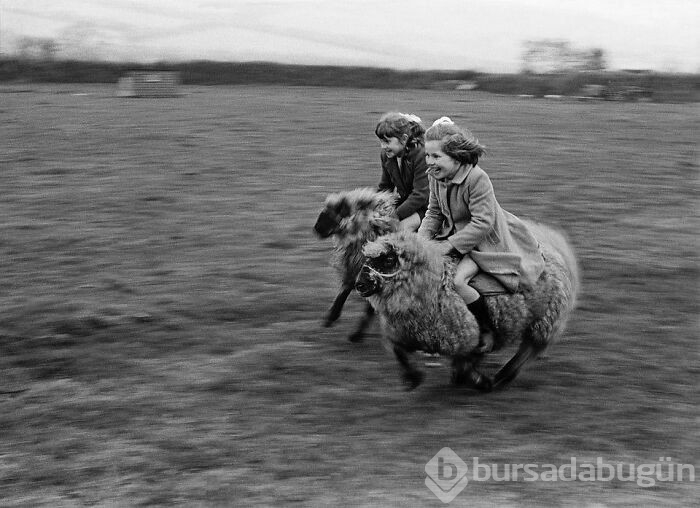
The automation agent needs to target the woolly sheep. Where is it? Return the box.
[313,188,398,342]
[356,227,579,391]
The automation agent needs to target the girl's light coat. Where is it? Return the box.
[418,164,545,292]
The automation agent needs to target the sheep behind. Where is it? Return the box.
[313,188,398,342]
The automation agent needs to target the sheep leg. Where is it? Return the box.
[493,340,544,389]
[348,303,374,343]
[323,286,353,327]
[393,344,424,390]
[451,353,493,392]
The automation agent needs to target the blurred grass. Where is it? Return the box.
[0,84,698,506]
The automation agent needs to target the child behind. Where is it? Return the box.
[375,112,430,231]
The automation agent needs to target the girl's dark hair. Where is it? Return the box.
[375,112,425,149]
[425,118,486,166]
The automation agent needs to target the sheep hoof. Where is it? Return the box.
[452,364,493,392]
[473,374,493,393]
[402,371,424,390]
[348,331,364,343]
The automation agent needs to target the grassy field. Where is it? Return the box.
[1,84,698,506]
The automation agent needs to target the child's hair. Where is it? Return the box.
[375,112,425,149]
[425,117,486,166]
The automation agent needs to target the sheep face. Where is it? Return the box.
[314,196,351,238]
[355,242,400,297]
[314,188,397,242]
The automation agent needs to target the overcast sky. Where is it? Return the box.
[3,0,699,72]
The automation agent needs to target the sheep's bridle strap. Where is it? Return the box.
[363,264,402,280]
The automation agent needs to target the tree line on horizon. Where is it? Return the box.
[0,55,697,103]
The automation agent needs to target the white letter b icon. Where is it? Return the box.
[425,448,469,503]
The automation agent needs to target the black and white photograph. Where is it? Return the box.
[1,1,698,505]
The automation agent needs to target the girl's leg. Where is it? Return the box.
[456,256,493,353]
[398,212,421,232]
[454,255,480,304]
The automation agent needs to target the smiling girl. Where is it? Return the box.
[418,117,545,309]
[375,112,429,231]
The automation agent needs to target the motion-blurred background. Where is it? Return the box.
[1,1,698,506]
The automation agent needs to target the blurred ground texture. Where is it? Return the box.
[0,85,698,506]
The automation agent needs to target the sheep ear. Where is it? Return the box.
[335,198,351,217]
[355,197,372,210]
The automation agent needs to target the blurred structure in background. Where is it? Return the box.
[117,71,180,98]
[522,39,607,74]
[13,36,59,61]
[579,82,653,102]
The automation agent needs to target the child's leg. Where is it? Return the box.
[468,296,494,353]
[456,256,494,353]
[454,255,480,305]
[398,212,421,232]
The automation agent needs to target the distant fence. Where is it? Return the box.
[117,71,179,98]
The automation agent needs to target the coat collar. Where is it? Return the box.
[442,164,473,185]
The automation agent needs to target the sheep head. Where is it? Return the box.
[314,188,397,240]
[356,232,447,298]
[355,238,401,297]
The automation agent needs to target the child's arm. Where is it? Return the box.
[417,178,443,239]
[394,151,429,220]
[376,154,395,192]
[447,169,497,253]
